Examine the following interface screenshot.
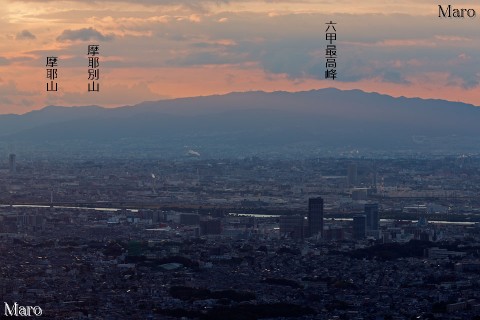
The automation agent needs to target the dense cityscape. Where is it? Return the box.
[1,154,480,319]
[3,0,480,318]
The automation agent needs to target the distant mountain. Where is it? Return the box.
[1,88,480,158]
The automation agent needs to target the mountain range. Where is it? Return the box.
[1,88,479,158]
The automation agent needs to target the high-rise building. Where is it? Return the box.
[308,197,324,238]
[8,154,16,174]
[347,163,357,187]
[364,203,379,231]
[353,215,366,240]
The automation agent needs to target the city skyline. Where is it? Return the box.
[1,1,480,113]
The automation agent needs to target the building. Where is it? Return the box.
[323,227,345,241]
[279,215,306,239]
[17,214,45,232]
[308,197,323,238]
[200,219,222,235]
[364,203,379,231]
[8,154,16,174]
[353,215,366,240]
[427,247,466,259]
[347,163,357,187]
[351,188,368,201]
[179,213,200,226]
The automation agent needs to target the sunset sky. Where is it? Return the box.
[1,0,479,113]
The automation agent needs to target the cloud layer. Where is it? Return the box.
[56,28,114,42]
[1,0,480,112]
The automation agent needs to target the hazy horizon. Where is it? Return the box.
[3,87,480,116]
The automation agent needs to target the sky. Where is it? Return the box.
[1,0,479,113]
